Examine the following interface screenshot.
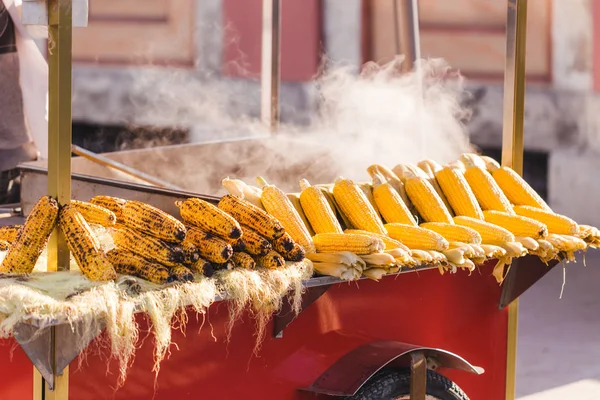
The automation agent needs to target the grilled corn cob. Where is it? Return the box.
[299,179,343,234]
[60,205,117,281]
[221,177,264,209]
[231,238,247,252]
[435,167,484,219]
[483,210,548,239]
[121,200,186,242]
[0,240,9,252]
[0,225,21,243]
[513,205,577,235]
[313,233,385,255]
[332,178,386,234]
[257,177,316,253]
[231,252,256,269]
[186,227,233,264]
[255,250,285,269]
[384,223,449,251]
[288,192,316,236]
[489,165,551,211]
[218,194,284,240]
[71,200,117,227]
[344,229,410,252]
[189,257,212,275]
[112,226,185,267]
[169,265,194,282]
[272,232,306,261]
[0,196,59,274]
[372,174,417,226]
[106,248,170,284]
[420,222,482,244]
[177,197,242,240]
[89,195,127,219]
[462,156,514,214]
[180,237,201,264]
[240,228,272,256]
[402,170,454,224]
[453,216,515,244]
[280,243,306,262]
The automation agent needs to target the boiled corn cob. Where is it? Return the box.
[177,197,242,240]
[483,210,548,239]
[180,237,201,265]
[240,228,272,256]
[332,178,386,234]
[480,156,501,171]
[89,195,127,219]
[0,225,21,243]
[420,222,482,244]
[367,164,412,214]
[112,226,185,267]
[169,265,194,282]
[313,233,385,255]
[121,200,186,242]
[299,179,343,234]
[231,252,256,269]
[0,196,59,274]
[357,182,382,218]
[0,240,9,252]
[489,165,552,211]
[513,205,577,235]
[221,177,264,209]
[435,167,484,219]
[60,205,117,281]
[71,200,117,227]
[218,194,284,240]
[255,250,285,269]
[417,159,444,179]
[462,156,514,214]
[319,186,353,230]
[372,174,417,226]
[344,229,410,252]
[384,223,450,251]
[402,170,454,224]
[106,248,170,284]
[288,192,316,236]
[186,227,233,264]
[258,177,316,253]
[414,161,453,214]
[453,216,515,244]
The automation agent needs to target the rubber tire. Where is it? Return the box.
[344,369,469,400]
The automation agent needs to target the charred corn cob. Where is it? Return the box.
[288,192,316,236]
[333,178,386,234]
[221,177,264,209]
[240,228,272,256]
[313,233,384,255]
[71,200,117,227]
[402,170,454,224]
[169,265,194,282]
[372,174,417,226]
[60,206,117,281]
[231,238,247,252]
[483,210,548,239]
[273,231,295,252]
[180,237,201,264]
[257,177,315,253]
[121,200,186,242]
[420,222,482,244]
[367,164,412,213]
[513,205,577,235]
[0,196,59,274]
[0,240,9,252]
[435,167,484,219]
[186,227,233,264]
[106,248,170,284]
[453,215,515,244]
[462,156,514,214]
[89,195,127,219]
[384,223,450,251]
[189,257,212,275]
[490,165,551,211]
[299,179,343,234]
[231,252,256,269]
[344,229,410,252]
[272,232,306,261]
[218,194,284,240]
[255,250,285,269]
[280,243,306,262]
[0,225,21,243]
[112,226,185,267]
[177,197,242,240]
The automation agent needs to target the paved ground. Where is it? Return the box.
[517,251,600,399]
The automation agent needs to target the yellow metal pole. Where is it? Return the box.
[501,1,528,400]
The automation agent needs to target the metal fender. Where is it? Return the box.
[299,340,484,397]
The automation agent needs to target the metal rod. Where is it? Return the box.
[393,0,421,72]
[260,0,281,132]
[71,145,183,190]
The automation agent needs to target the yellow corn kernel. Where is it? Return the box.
[384,223,449,251]
[273,232,306,261]
[332,178,386,234]
[186,227,233,264]
[513,205,578,235]
[177,197,242,240]
[372,175,417,226]
[255,250,286,269]
[189,257,212,275]
[435,167,484,219]
[483,210,548,239]
[0,225,21,243]
[367,164,412,213]
[218,194,284,240]
[402,171,453,223]
[89,195,127,219]
[344,229,409,252]
[357,182,382,218]
[462,158,514,214]
[453,216,515,244]
[491,166,552,211]
[420,222,482,245]
[169,265,194,282]
[71,200,117,227]
[121,200,186,242]
[230,252,256,269]
[112,226,185,267]
[106,248,170,284]
[180,237,201,265]
[313,233,384,255]
[299,179,343,234]
[239,228,272,256]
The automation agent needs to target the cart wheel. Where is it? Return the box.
[344,369,469,400]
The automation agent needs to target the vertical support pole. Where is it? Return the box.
[409,352,427,400]
[260,0,281,132]
[392,0,421,72]
[501,1,527,400]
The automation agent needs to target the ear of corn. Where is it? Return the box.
[462,159,514,214]
[414,163,453,215]
[343,229,408,252]
[367,164,413,213]
[419,222,482,245]
[492,166,552,211]
[357,182,382,218]
[106,248,170,284]
[384,223,450,251]
[0,225,21,243]
[112,226,185,267]
[71,200,117,227]
[169,265,194,282]
[332,178,386,234]
[177,197,242,240]
[480,156,501,171]
[218,194,284,240]
[513,205,578,235]
[255,250,285,269]
[319,186,353,230]
[258,177,315,253]
[435,167,484,219]
[313,233,384,255]
[0,240,9,252]
[402,171,453,224]
[299,179,343,234]
[453,215,515,244]
[288,192,316,236]
[483,210,548,239]
[186,227,233,264]
[180,237,201,265]
[240,228,272,256]
[89,195,127,219]
[0,196,59,274]
[231,252,256,269]
[221,178,264,209]
[272,232,306,261]
[121,200,186,242]
[189,257,212,275]
[372,175,417,226]
[60,206,117,281]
